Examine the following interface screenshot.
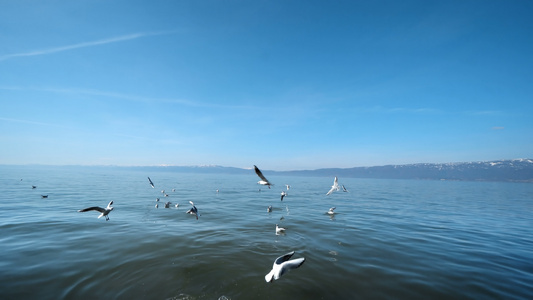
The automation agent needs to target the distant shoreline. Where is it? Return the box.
[2,158,532,183]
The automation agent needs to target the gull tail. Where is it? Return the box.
[265,270,275,283]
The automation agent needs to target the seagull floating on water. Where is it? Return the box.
[267,205,273,212]
[164,201,172,208]
[148,177,155,188]
[78,201,114,221]
[265,251,306,282]
[186,201,199,220]
[327,207,336,215]
[280,191,287,201]
[276,224,286,235]
[41,195,48,198]
[32,185,37,189]
[326,177,340,196]
[254,165,273,188]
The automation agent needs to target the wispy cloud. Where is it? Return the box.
[0,31,176,62]
[0,116,56,127]
[0,85,259,110]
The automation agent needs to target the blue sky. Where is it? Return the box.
[1,1,532,170]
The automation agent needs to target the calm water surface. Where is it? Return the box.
[0,165,532,299]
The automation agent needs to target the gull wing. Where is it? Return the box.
[107,201,113,208]
[254,165,270,183]
[274,251,295,265]
[278,257,306,278]
[148,177,154,188]
[78,206,105,213]
[326,177,339,195]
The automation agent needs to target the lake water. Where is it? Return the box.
[0,165,532,299]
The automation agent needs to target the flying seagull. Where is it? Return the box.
[280,191,287,201]
[285,184,290,190]
[327,207,336,215]
[265,251,306,282]
[78,201,114,221]
[342,185,348,192]
[254,165,273,188]
[148,177,155,188]
[326,176,340,196]
[186,201,199,220]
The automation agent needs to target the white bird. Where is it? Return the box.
[175,203,180,208]
[254,165,273,188]
[264,251,306,282]
[186,201,199,220]
[327,207,336,215]
[78,201,114,221]
[155,203,159,208]
[326,176,340,195]
[148,177,155,188]
[267,205,273,212]
[276,224,286,235]
[280,191,287,201]
[285,184,290,190]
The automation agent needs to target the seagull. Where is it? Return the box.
[342,185,348,192]
[32,185,37,189]
[156,198,160,202]
[327,207,336,215]
[254,165,273,188]
[148,177,155,188]
[276,224,286,235]
[175,203,179,208]
[186,201,199,220]
[264,251,306,282]
[267,205,273,212]
[285,184,290,190]
[164,201,172,208]
[78,201,114,221]
[326,176,340,195]
[41,195,48,198]
[155,203,159,208]
[280,191,287,201]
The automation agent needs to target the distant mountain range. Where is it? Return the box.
[126,159,533,183]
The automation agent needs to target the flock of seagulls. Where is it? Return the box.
[70,164,348,282]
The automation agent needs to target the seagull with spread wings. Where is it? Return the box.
[265,251,306,282]
[78,201,114,221]
[254,165,273,188]
[326,176,340,195]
